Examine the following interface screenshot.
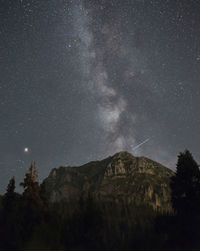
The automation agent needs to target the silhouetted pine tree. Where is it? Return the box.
[0,177,21,251]
[3,177,17,211]
[171,150,200,215]
[170,150,200,248]
[20,162,45,242]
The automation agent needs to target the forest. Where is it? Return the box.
[0,150,200,251]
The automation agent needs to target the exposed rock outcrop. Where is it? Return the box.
[42,151,174,210]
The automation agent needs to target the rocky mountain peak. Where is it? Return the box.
[42,152,174,210]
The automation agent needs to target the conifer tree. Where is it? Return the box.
[20,161,43,209]
[170,150,200,216]
[3,177,17,211]
[170,150,200,248]
[0,177,20,251]
[19,162,45,242]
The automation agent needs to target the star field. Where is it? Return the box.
[0,0,200,192]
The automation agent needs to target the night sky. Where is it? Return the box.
[1,0,200,193]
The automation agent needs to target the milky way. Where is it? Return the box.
[73,0,138,154]
[0,0,200,192]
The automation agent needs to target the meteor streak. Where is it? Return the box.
[132,138,150,151]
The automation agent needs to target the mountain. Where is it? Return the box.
[42,152,174,210]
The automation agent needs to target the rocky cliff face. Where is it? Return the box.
[42,152,173,210]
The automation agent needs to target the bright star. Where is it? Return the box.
[24,147,29,153]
